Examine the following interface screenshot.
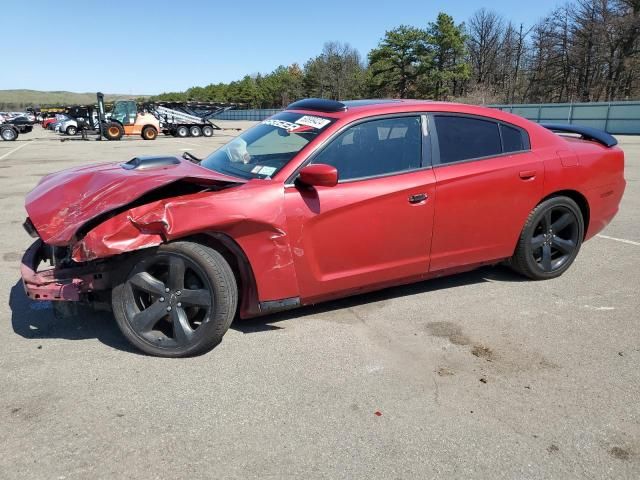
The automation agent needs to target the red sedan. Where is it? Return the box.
[41,117,58,129]
[21,99,626,357]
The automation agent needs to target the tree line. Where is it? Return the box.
[151,0,640,107]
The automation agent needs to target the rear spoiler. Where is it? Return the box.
[541,123,618,148]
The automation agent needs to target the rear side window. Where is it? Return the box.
[433,115,502,164]
[501,123,528,152]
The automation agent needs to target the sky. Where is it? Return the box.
[2,0,563,95]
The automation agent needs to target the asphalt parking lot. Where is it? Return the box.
[1,126,639,479]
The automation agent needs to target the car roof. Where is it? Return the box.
[284,97,541,132]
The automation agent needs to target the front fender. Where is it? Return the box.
[72,185,299,303]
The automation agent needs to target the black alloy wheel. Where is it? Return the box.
[530,205,579,272]
[112,242,237,357]
[511,196,584,280]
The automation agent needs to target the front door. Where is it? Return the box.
[284,115,436,303]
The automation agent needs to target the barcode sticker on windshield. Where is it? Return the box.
[258,166,276,176]
[296,115,331,129]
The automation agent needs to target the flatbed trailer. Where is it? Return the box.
[146,102,238,138]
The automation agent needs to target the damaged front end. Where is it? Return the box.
[20,155,244,303]
[21,239,112,302]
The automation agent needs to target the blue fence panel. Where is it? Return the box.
[215,102,639,134]
[215,109,283,121]
[491,101,640,135]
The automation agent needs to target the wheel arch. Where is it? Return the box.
[185,232,260,319]
[539,189,590,238]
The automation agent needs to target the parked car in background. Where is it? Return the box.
[50,113,72,132]
[7,116,33,134]
[20,98,625,357]
[42,117,58,129]
[58,116,79,135]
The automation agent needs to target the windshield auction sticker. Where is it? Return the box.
[262,119,299,131]
[295,115,331,129]
[262,116,331,133]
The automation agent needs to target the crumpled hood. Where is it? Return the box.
[25,157,244,245]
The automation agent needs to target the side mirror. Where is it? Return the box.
[298,164,338,188]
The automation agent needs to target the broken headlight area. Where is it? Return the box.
[22,217,39,238]
[21,240,114,302]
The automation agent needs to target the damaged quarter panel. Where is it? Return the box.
[72,179,299,303]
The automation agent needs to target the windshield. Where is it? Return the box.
[200,111,335,179]
[110,101,137,124]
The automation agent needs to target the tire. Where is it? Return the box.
[175,125,189,138]
[201,125,214,137]
[111,241,238,357]
[189,126,202,137]
[141,125,157,140]
[1,126,18,141]
[65,125,77,135]
[511,196,584,280]
[103,122,124,141]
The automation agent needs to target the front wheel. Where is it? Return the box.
[66,125,77,135]
[511,196,584,280]
[103,122,124,141]
[111,242,238,357]
[0,126,18,141]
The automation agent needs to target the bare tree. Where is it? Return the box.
[467,9,504,86]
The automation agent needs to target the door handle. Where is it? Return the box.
[519,170,537,180]
[408,193,428,204]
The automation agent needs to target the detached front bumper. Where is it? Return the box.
[21,240,111,301]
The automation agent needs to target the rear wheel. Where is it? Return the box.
[189,126,202,137]
[111,242,237,357]
[201,125,214,137]
[511,196,584,280]
[141,125,157,140]
[0,126,18,141]
[175,125,189,138]
[103,122,124,141]
[65,125,77,135]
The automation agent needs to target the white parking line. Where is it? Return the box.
[0,141,31,161]
[597,234,640,246]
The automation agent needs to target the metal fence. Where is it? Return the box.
[490,101,640,135]
[214,101,640,134]
[215,108,282,121]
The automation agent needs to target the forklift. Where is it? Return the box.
[99,94,160,141]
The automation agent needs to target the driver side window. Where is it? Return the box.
[312,116,423,182]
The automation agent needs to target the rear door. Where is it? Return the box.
[428,114,544,271]
[284,115,436,303]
